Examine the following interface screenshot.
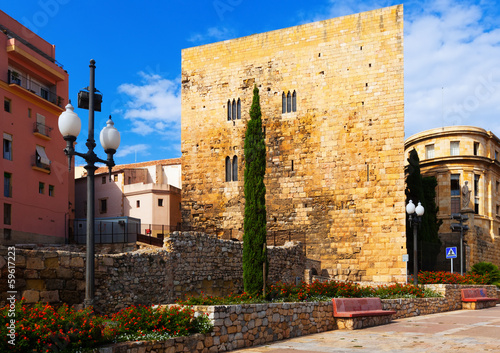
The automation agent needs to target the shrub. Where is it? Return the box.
[0,301,105,353]
[373,283,427,299]
[109,305,212,339]
[177,280,440,305]
[177,292,262,306]
[469,262,500,284]
[418,271,489,285]
[0,302,212,353]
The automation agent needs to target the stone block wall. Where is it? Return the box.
[165,232,305,299]
[425,284,498,309]
[181,5,406,282]
[0,248,87,306]
[95,285,499,352]
[0,232,306,314]
[177,302,335,352]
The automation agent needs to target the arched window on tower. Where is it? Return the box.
[292,90,297,112]
[237,99,241,119]
[282,92,286,114]
[286,91,291,113]
[227,100,231,121]
[232,156,238,181]
[232,99,237,120]
[225,156,231,182]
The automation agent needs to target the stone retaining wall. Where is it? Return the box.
[0,232,305,314]
[94,287,499,352]
[190,302,335,351]
[165,232,305,300]
[424,284,498,310]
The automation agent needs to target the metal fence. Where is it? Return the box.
[73,217,140,244]
[141,223,181,237]
[8,70,64,107]
[135,223,307,252]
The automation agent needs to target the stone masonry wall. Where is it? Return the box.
[0,232,305,314]
[96,285,499,352]
[181,5,406,282]
[165,232,305,300]
[179,302,335,352]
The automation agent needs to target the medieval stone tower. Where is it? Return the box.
[181,5,406,282]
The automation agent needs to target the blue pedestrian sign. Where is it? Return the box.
[446,247,458,259]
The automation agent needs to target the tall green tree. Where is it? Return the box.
[243,85,267,295]
[405,149,442,272]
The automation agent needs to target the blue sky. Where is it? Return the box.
[3,0,500,166]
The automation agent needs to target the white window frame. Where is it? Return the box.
[450,141,460,156]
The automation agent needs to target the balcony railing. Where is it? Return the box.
[31,155,50,172]
[33,122,52,138]
[8,70,64,107]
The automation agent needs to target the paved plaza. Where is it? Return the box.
[232,305,500,353]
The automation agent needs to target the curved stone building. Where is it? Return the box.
[405,126,500,270]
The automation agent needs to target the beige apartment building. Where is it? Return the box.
[74,159,181,239]
[181,5,406,282]
[405,126,500,270]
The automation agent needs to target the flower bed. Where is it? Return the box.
[418,271,490,284]
[3,278,497,353]
[0,301,211,353]
[177,281,441,306]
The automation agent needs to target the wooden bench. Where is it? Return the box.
[461,288,498,310]
[332,297,396,330]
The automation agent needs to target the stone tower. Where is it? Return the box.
[181,5,406,282]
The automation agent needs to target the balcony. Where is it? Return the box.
[33,122,52,140]
[8,70,64,107]
[31,154,51,174]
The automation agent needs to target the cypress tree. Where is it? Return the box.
[421,176,443,270]
[405,149,442,272]
[243,85,267,295]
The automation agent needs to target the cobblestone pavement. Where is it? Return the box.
[231,305,500,353]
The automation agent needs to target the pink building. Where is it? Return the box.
[74,159,181,238]
[1,10,71,244]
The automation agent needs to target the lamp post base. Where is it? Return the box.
[83,298,94,308]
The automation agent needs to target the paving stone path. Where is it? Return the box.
[232,305,500,353]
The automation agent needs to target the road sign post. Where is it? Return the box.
[446,247,457,273]
[402,254,409,284]
[451,214,469,275]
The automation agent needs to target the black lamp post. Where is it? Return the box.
[406,200,425,285]
[58,59,120,307]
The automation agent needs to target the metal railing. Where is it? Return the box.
[141,223,182,236]
[33,122,52,138]
[31,155,50,171]
[0,24,63,67]
[137,233,164,247]
[74,218,140,244]
[173,225,306,252]
[8,70,64,107]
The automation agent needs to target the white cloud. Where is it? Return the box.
[116,72,181,137]
[309,0,500,138]
[310,0,392,22]
[115,144,150,158]
[187,26,235,43]
[404,0,500,138]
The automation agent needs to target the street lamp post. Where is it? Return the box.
[451,213,469,275]
[58,59,120,307]
[406,200,425,285]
